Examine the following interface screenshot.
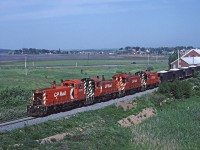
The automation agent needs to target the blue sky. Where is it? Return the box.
[0,0,199,49]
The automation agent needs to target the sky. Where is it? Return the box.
[0,0,200,50]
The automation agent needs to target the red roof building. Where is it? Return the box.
[171,49,200,68]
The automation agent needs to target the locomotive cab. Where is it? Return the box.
[63,79,85,101]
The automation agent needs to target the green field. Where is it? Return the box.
[0,63,167,90]
[0,58,167,66]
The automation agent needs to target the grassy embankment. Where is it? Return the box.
[0,59,167,122]
[0,76,200,149]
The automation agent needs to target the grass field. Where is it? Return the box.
[131,97,200,149]
[0,64,167,90]
[0,56,167,66]
[0,59,168,90]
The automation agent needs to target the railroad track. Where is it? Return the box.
[0,117,35,128]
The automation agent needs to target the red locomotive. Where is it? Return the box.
[135,71,159,90]
[112,73,142,96]
[27,71,159,117]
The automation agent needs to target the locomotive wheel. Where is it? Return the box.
[77,101,84,108]
[112,93,117,99]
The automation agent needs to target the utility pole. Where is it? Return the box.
[148,53,149,65]
[156,51,158,63]
[178,50,179,68]
[25,55,27,76]
[88,53,90,64]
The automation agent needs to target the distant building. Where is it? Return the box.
[171,49,200,68]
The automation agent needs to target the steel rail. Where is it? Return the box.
[0,117,35,128]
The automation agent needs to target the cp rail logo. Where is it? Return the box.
[54,91,66,99]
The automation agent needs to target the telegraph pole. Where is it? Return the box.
[178,50,179,68]
[25,55,27,76]
[156,51,158,63]
[88,53,90,64]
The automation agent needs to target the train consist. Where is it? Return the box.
[27,66,200,117]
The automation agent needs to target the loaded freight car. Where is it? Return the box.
[180,67,191,79]
[169,69,180,80]
[157,70,171,83]
[196,65,200,71]
[189,66,197,76]
[159,69,182,81]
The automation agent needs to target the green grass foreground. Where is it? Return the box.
[0,94,200,150]
[131,97,200,150]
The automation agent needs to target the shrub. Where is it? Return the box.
[158,82,171,97]
[116,70,122,73]
[193,71,200,78]
[147,66,154,71]
[0,87,31,108]
[181,80,192,98]
[149,93,167,107]
[158,80,192,99]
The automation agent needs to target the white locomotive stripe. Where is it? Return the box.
[70,88,74,100]
[32,93,34,100]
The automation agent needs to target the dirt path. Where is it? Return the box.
[118,108,156,127]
